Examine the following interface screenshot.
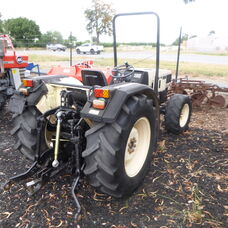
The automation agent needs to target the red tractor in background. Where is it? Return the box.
[47,60,113,84]
[0,34,28,108]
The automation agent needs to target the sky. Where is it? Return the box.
[1,0,228,45]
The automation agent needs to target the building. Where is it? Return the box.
[186,35,228,52]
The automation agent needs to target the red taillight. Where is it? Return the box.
[94,88,110,98]
[22,79,33,87]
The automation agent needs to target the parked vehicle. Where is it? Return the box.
[46,44,67,51]
[76,43,104,54]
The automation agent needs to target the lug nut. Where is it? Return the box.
[128,148,134,154]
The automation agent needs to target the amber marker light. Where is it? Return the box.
[22,79,34,87]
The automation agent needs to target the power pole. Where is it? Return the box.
[70,32,72,66]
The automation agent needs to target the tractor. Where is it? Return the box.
[0,34,28,109]
[3,12,192,220]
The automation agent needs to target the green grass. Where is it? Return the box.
[29,54,69,62]
[104,47,228,56]
[186,51,228,56]
[29,54,228,78]
[95,57,228,78]
[178,62,228,77]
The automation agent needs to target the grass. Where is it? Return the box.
[178,62,228,77]
[104,47,228,56]
[187,51,228,56]
[29,54,69,62]
[183,184,204,224]
[28,54,228,78]
[95,57,228,78]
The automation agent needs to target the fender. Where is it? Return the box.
[8,80,48,114]
[81,83,160,123]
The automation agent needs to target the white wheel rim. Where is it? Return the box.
[179,103,190,128]
[124,117,151,177]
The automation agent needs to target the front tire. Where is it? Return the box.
[165,94,192,134]
[83,94,157,198]
[76,49,81,54]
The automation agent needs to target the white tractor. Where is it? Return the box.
[4,12,192,220]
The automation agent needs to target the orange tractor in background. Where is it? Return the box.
[0,34,28,108]
[47,60,113,85]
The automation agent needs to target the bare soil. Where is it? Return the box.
[0,105,227,228]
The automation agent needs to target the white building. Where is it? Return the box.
[186,35,228,52]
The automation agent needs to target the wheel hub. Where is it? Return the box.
[128,137,137,154]
[125,127,138,161]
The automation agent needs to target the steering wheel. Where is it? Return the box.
[111,62,135,79]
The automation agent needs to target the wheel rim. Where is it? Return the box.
[124,117,151,177]
[179,103,190,127]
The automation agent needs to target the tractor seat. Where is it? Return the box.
[81,69,108,86]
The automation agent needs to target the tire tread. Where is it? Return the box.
[83,94,156,198]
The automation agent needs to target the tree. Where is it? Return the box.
[40,31,63,44]
[189,35,197,39]
[3,17,41,47]
[172,33,189,45]
[65,34,77,47]
[84,0,115,44]
[208,30,215,36]
[35,31,64,47]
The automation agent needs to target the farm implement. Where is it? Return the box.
[170,78,228,107]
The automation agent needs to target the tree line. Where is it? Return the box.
[0,13,86,48]
[0,0,115,48]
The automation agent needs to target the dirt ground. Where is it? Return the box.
[0,104,227,228]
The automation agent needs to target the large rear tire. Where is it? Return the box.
[0,94,6,109]
[11,107,48,160]
[165,94,192,134]
[82,94,157,198]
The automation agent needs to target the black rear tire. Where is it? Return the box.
[82,94,157,198]
[0,94,6,109]
[76,49,81,54]
[165,94,192,134]
[11,106,47,160]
